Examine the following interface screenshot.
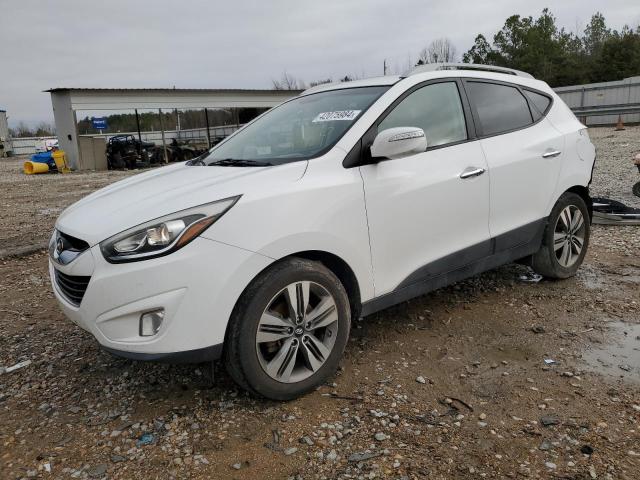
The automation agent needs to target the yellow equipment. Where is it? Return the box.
[23,161,49,174]
[52,150,71,173]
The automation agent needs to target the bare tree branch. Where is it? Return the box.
[417,38,458,64]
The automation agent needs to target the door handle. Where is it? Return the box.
[459,166,486,179]
[542,150,562,158]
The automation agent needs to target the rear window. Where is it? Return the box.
[467,82,533,136]
[524,90,552,121]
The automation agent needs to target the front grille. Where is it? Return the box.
[54,270,91,307]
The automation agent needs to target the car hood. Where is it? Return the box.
[56,162,307,245]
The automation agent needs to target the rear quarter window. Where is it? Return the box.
[467,82,533,136]
[524,90,552,121]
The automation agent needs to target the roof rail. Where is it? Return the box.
[407,63,534,79]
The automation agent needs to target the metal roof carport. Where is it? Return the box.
[46,88,302,170]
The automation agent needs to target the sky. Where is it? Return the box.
[1,0,638,127]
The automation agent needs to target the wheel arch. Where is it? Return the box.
[565,185,593,220]
[222,249,363,354]
[288,250,362,321]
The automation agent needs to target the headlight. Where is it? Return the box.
[100,196,240,263]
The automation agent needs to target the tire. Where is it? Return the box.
[110,152,125,170]
[531,192,590,279]
[224,258,351,400]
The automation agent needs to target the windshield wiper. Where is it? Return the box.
[209,158,273,167]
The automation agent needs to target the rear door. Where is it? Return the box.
[359,80,491,296]
[464,80,563,242]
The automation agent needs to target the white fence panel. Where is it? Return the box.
[9,136,58,156]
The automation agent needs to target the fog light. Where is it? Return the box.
[140,309,164,336]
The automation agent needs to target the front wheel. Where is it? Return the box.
[531,192,590,279]
[224,258,351,400]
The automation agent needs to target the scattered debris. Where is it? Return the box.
[519,272,543,283]
[135,433,156,447]
[581,445,595,455]
[2,360,32,374]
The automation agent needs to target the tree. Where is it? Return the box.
[583,12,611,56]
[592,26,640,82]
[462,34,494,64]
[309,78,332,87]
[9,121,33,138]
[272,71,303,90]
[417,38,457,64]
[462,8,640,86]
[34,121,55,136]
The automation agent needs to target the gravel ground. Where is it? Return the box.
[588,126,640,208]
[0,128,639,479]
[0,158,136,255]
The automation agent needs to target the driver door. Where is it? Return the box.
[359,80,491,296]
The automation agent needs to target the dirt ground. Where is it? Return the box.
[1,128,639,479]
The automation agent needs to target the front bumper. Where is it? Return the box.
[49,236,273,360]
[103,343,224,363]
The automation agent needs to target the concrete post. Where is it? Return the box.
[50,91,81,170]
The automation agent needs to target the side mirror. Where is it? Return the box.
[370,127,427,160]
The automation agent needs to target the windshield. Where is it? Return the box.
[202,86,389,166]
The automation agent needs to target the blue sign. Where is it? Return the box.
[92,117,108,130]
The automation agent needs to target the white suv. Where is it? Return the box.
[50,64,596,399]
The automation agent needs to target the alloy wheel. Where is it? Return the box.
[553,205,586,268]
[256,281,339,383]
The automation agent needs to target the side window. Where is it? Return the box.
[379,82,467,148]
[524,90,552,121]
[467,82,533,136]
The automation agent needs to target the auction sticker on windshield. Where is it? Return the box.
[312,110,361,122]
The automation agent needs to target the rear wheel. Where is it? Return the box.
[224,258,351,400]
[531,192,590,279]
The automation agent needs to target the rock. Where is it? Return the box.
[299,436,314,446]
[110,455,126,463]
[545,462,557,469]
[374,432,387,441]
[531,326,546,334]
[416,376,426,384]
[539,440,553,451]
[87,464,107,478]
[232,463,242,470]
[326,449,338,462]
[478,413,487,420]
[283,447,298,456]
[173,457,183,466]
[540,415,560,427]
[348,452,381,463]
